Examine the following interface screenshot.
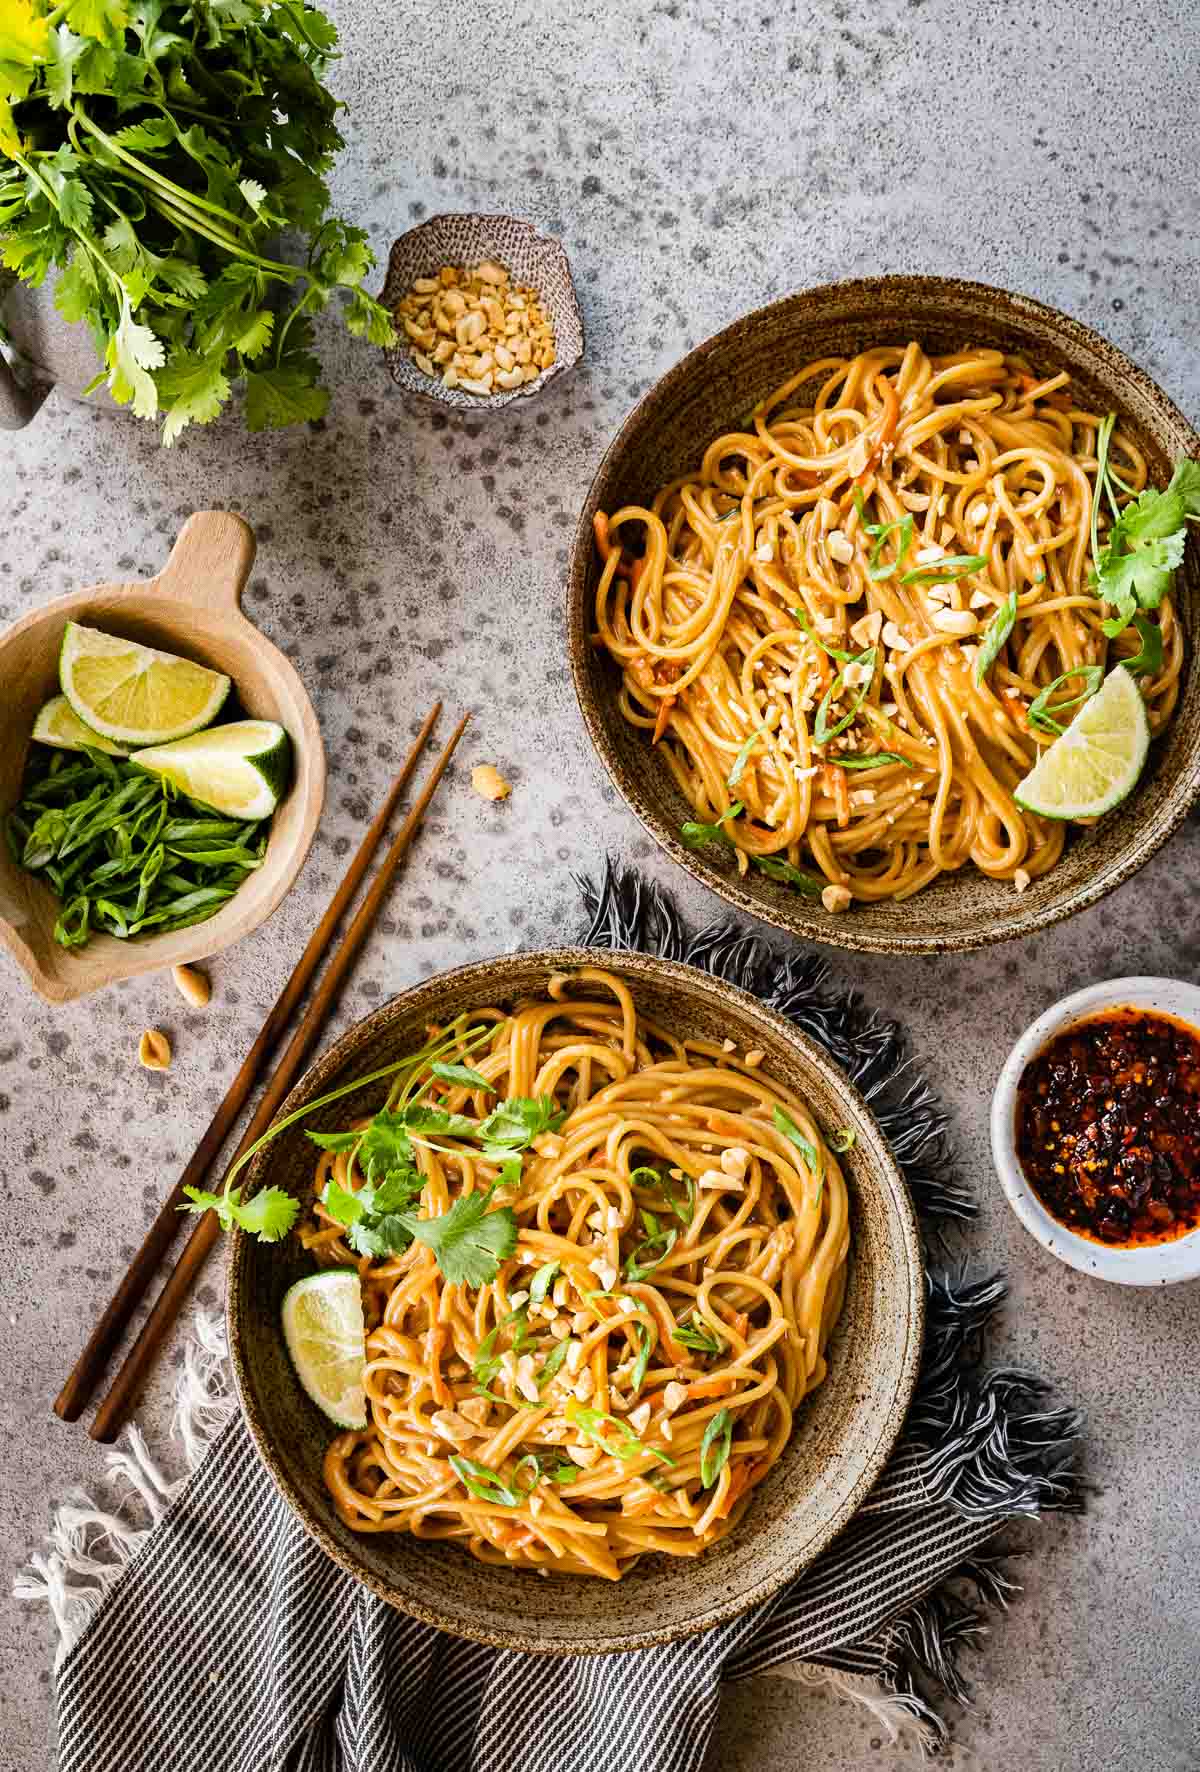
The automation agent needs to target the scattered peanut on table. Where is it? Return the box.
[172,963,211,1008]
[138,1028,172,1071]
[395,260,556,395]
[471,763,512,802]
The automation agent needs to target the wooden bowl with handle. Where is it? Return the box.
[0,510,325,1002]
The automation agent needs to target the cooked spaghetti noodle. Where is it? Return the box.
[593,343,1183,907]
[301,968,848,1578]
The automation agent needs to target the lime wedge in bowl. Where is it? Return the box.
[59,622,231,747]
[32,694,128,756]
[1015,665,1150,821]
[130,719,291,819]
[281,1270,367,1429]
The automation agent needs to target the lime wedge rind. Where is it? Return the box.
[59,622,231,747]
[281,1270,367,1430]
[130,720,290,820]
[1015,666,1150,822]
[32,695,129,756]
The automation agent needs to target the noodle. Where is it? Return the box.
[301,968,849,1579]
[592,344,1182,907]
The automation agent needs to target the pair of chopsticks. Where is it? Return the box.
[56,703,469,1443]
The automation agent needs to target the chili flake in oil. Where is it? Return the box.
[1014,1008,1200,1248]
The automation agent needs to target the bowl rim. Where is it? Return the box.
[567,273,1200,957]
[379,211,585,410]
[227,944,926,1654]
[989,974,1200,1286]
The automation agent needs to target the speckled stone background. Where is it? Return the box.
[2,2,1198,1769]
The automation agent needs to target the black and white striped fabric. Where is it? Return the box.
[55,865,1082,1772]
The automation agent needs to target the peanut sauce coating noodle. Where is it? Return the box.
[592,345,1181,904]
[302,970,848,1579]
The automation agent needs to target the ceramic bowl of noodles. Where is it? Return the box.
[568,276,1200,955]
[228,948,923,1652]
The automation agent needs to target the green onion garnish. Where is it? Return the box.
[813,649,876,745]
[974,588,1019,685]
[699,1407,734,1488]
[1026,665,1104,735]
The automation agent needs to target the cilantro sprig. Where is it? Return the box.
[0,1,395,441]
[1091,442,1200,639]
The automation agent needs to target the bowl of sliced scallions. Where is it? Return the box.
[0,510,324,1002]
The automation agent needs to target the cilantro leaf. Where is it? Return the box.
[477,1095,565,1155]
[680,800,743,850]
[244,363,330,431]
[1168,459,1200,518]
[429,1060,496,1093]
[180,1183,298,1242]
[405,1191,518,1288]
[347,1213,413,1259]
[155,349,230,447]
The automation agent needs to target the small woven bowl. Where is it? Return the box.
[379,213,584,411]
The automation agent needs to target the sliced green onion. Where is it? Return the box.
[836,752,911,770]
[699,1407,734,1488]
[1027,665,1104,736]
[537,1338,571,1390]
[793,606,855,663]
[813,648,876,745]
[529,1260,560,1305]
[753,855,824,896]
[629,1322,655,1395]
[901,553,988,585]
[449,1455,522,1508]
[680,801,743,850]
[829,1127,856,1153]
[974,588,1019,685]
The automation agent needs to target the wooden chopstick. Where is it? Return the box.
[55,703,444,1425]
[88,710,471,1443]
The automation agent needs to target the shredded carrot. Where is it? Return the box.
[713,1305,750,1342]
[652,693,676,745]
[622,1488,663,1519]
[593,509,632,581]
[426,1324,450,1407]
[713,1460,754,1519]
[686,1374,737,1400]
[853,371,899,483]
[629,556,645,591]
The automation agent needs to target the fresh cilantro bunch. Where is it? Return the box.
[1093,433,1200,638]
[0,0,395,441]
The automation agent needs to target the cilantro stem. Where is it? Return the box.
[70,107,249,233]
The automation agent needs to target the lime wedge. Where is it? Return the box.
[32,694,128,756]
[130,720,290,819]
[1015,666,1150,821]
[59,622,231,747]
[281,1270,367,1429]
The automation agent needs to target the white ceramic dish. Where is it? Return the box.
[991,976,1200,1287]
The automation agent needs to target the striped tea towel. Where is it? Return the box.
[21,862,1083,1772]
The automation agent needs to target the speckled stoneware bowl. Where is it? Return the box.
[568,275,1200,956]
[379,213,584,411]
[228,948,924,1654]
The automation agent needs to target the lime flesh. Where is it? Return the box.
[32,694,128,756]
[59,622,231,747]
[130,720,290,819]
[1014,666,1150,821]
[281,1270,367,1429]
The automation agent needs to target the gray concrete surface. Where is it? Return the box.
[2,2,1198,1768]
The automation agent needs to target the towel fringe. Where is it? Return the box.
[14,1311,236,1669]
[765,1662,942,1757]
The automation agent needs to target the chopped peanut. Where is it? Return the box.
[395,259,557,397]
[471,763,511,802]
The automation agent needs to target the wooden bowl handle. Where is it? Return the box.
[150,510,256,612]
